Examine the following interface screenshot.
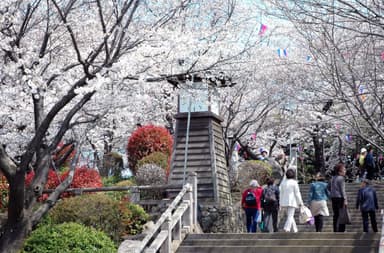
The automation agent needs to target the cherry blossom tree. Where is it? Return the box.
[0,0,263,251]
[266,0,384,154]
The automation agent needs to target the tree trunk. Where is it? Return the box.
[313,135,324,175]
[337,135,343,161]
[0,217,31,253]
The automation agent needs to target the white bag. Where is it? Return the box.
[299,206,312,224]
[256,211,262,223]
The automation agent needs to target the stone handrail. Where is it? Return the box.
[119,172,198,253]
[43,183,182,210]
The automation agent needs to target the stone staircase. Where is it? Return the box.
[176,182,384,253]
[297,181,384,232]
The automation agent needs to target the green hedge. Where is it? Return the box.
[23,222,116,253]
[49,193,148,242]
[49,194,120,241]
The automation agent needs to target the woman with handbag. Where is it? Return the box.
[308,173,329,232]
[329,163,348,232]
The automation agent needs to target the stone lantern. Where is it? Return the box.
[167,74,232,205]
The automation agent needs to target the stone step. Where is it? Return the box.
[177,245,378,253]
[177,232,380,253]
[185,232,379,240]
[182,238,376,246]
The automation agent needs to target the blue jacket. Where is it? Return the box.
[308,181,329,204]
[356,186,378,212]
[365,152,375,170]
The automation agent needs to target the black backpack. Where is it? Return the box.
[245,190,257,206]
[263,187,277,204]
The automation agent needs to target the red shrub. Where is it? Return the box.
[60,166,102,197]
[25,170,61,201]
[25,170,61,188]
[24,166,102,200]
[127,125,173,174]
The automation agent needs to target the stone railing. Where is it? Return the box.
[119,172,198,253]
[43,183,183,214]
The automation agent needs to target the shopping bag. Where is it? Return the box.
[338,206,351,225]
[256,211,262,223]
[307,216,315,225]
[259,221,265,231]
[299,206,312,224]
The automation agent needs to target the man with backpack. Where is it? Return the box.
[242,179,263,232]
[261,177,280,232]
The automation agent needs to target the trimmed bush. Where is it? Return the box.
[127,125,173,174]
[119,202,149,237]
[136,163,167,186]
[137,151,169,172]
[135,163,167,200]
[49,194,121,241]
[24,166,102,200]
[114,179,136,187]
[234,160,272,192]
[25,170,61,189]
[49,193,149,242]
[106,179,136,202]
[60,166,103,197]
[22,222,116,253]
[102,175,121,187]
[25,170,61,201]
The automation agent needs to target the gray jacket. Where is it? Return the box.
[329,175,347,201]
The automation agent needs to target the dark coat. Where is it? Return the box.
[356,186,378,212]
[261,185,279,211]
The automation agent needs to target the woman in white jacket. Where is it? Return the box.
[279,167,304,232]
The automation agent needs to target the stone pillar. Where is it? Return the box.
[187,172,198,229]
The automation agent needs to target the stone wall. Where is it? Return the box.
[198,202,246,233]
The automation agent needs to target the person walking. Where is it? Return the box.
[329,163,348,232]
[261,177,279,232]
[259,147,269,161]
[241,180,263,232]
[358,148,367,179]
[308,173,329,232]
[279,168,304,233]
[356,179,378,232]
[365,146,376,180]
